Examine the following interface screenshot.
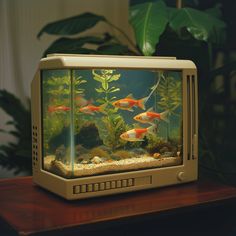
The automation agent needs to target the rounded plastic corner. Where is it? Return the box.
[39,56,67,69]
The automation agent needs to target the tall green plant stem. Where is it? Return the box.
[176,0,182,9]
[106,20,141,55]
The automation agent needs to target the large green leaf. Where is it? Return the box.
[130,0,199,7]
[43,36,106,56]
[0,90,29,130]
[38,12,106,38]
[0,90,32,174]
[129,1,168,55]
[169,7,226,45]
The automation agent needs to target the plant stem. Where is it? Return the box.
[106,20,141,55]
[176,0,182,9]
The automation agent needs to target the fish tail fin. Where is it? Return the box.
[48,106,54,113]
[160,110,170,123]
[147,125,158,135]
[138,97,148,110]
[99,104,107,114]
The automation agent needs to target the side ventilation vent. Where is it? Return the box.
[186,75,197,160]
[32,125,38,167]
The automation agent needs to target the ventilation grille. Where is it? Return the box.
[73,178,135,194]
[32,125,38,167]
[186,75,197,160]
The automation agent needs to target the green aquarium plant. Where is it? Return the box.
[0,90,32,174]
[91,69,129,150]
[156,74,182,140]
[43,73,87,143]
[93,69,121,105]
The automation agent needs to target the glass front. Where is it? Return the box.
[42,68,183,178]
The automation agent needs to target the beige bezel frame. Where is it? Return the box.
[31,54,198,200]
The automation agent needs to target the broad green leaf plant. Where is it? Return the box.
[0,90,32,174]
[38,0,226,57]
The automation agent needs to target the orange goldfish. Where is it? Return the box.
[112,94,148,111]
[120,125,157,142]
[134,108,169,124]
[48,105,70,113]
[79,104,106,115]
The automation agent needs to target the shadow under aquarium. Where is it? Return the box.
[31,54,198,200]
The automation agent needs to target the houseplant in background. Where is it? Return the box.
[1,0,235,182]
[0,90,31,174]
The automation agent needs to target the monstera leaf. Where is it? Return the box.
[169,7,226,45]
[129,1,168,55]
[37,12,106,38]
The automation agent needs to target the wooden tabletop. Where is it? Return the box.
[1,177,236,236]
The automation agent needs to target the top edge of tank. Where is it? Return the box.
[38,54,197,70]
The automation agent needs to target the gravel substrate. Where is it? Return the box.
[44,155,182,178]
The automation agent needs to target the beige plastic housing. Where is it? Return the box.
[31,54,198,200]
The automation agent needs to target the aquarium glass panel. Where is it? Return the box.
[43,68,183,179]
[41,70,75,177]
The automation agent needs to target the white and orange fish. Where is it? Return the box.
[112,94,148,111]
[120,125,157,142]
[48,105,70,113]
[79,104,106,115]
[134,108,169,124]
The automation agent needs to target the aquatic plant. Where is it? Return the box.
[156,74,181,140]
[156,75,181,115]
[46,74,86,97]
[95,114,128,150]
[43,115,69,153]
[91,69,130,150]
[146,134,164,153]
[90,147,110,159]
[43,73,88,152]
[112,150,133,159]
[93,69,120,105]
[146,136,178,156]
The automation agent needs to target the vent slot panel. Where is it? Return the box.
[187,76,191,160]
[73,176,152,194]
[74,178,135,194]
[186,75,197,160]
[32,125,38,167]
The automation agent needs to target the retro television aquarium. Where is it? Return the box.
[31,54,198,200]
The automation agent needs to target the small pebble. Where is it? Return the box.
[91,156,103,164]
[153,153,161,159]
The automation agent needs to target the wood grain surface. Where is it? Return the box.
[0,177,236,235]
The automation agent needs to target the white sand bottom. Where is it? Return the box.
[44,155,182,178]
